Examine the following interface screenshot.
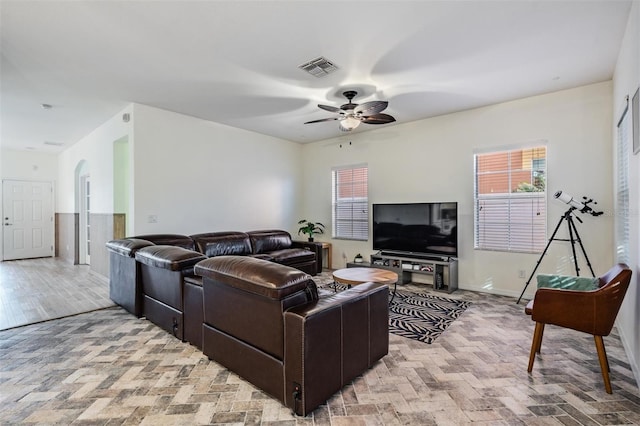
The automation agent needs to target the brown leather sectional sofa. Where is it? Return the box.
[106,229,322,316]
[105,230,389,416]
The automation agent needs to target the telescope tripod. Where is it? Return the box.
[516,207,595,304]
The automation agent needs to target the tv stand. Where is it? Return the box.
[380,251,449,262]
[368,252,458,293]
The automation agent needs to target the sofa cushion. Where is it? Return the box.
[269,248,315,265]
[195,255,317,301]
[190,232,252,257]
[133,234,195,251]
[248,230,292,254]
[135,245,206,274]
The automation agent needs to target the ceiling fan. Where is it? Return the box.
[304,90,396,131]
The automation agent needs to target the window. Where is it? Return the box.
[332,165,368,240]
[616,105,630,264]
[474,146,547,253]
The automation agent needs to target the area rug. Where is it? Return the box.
[319,282,471,344]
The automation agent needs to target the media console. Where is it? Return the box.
[348,251,458,293]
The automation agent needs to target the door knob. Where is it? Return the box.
[4,223,11,226]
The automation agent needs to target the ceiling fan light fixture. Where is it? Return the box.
[339,117,361,131]
[304,90,395,131]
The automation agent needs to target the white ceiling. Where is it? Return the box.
[0,0,633,153]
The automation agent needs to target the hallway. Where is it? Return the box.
[0,257,113,330]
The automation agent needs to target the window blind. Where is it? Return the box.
[616,106,630,264]
[332,165,368,241]
[474,146,547,253]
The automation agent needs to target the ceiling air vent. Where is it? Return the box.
[298,57,338,77]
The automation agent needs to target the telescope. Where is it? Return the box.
[518,190,600,303]
[554,191,603,216]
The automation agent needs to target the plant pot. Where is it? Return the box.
[308,237,314,242]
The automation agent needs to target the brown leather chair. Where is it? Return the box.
[525,263,632,393]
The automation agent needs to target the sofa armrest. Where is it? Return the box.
[135,245,206,276]
[106,238,156,317]
[291,240,324,273]
[106,238,155,257]
[283,282,389,416]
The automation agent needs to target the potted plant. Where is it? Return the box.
[297,219,325,242]
[354,253,364,263]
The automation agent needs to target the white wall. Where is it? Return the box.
[0,148,58,260]
[301,82,614,299]
[1,149,58,181]
[613,0,640,393]
[57,106,133,215]
[130,104,303,235]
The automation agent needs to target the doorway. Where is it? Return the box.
[79,174,90,265]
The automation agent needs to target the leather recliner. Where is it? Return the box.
[105,238,155,317]
[134,245,207,345]
[106,234,195,317]
[195,255,389,416]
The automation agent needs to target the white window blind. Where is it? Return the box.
[616,105,630,264]
[332,165,368,240]
[474,146,547,253]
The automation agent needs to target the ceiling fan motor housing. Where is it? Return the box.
[340,91,359,111]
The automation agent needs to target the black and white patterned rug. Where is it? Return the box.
[387,290,471,343]
[318,278,471,344]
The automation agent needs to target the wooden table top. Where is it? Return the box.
[332,267,398,286]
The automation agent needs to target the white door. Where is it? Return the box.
[2,180,54,260]
[79,174,90,265]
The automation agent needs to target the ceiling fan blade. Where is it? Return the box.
[354,101,388,115]
[304,117,339,124]
[361,113,396,124]
[317,104,341,113]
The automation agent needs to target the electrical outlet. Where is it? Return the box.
[148,215,158,223]
[518,269,526,278]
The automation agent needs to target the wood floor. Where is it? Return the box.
[1,258,639,424]
[0,257,114,330]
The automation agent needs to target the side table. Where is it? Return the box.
[320,242,332,269]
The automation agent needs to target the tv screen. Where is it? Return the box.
[372,202,458,257]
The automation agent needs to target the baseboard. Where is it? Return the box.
[458,283,535,301]
[616,320,640,391]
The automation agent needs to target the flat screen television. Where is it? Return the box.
[372,202,458,258]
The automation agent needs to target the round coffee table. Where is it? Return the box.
[332,267,398,302]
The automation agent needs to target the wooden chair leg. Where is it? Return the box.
[535,323,544,354]
[594,335,612,394]
[528,322,545,372]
